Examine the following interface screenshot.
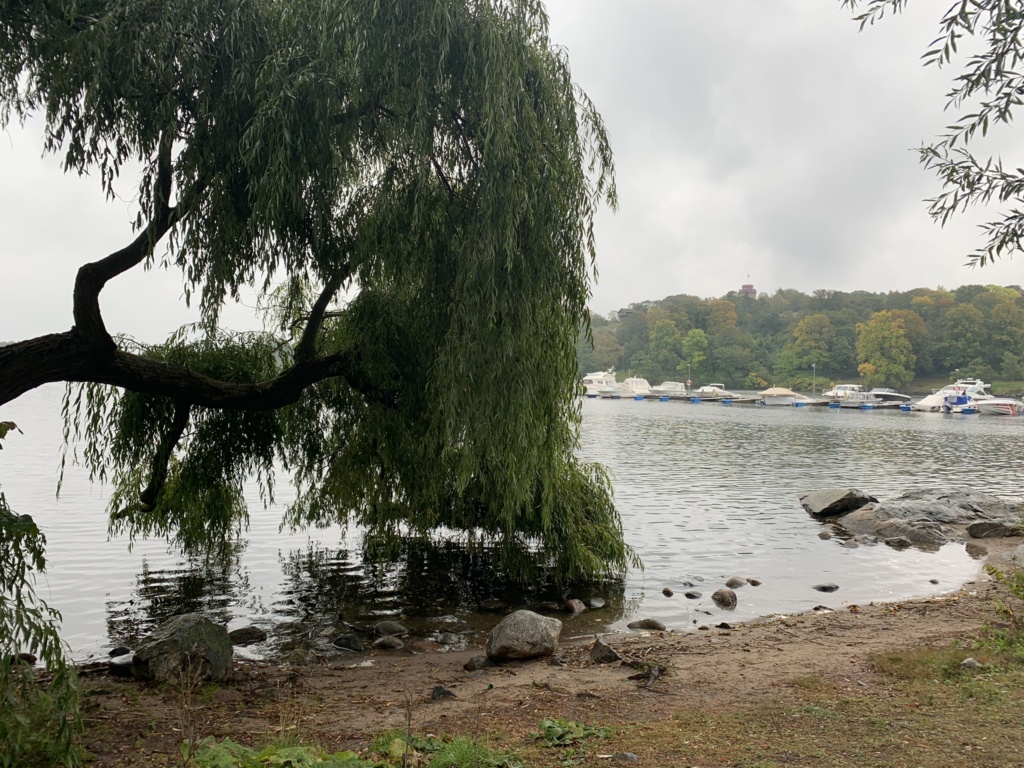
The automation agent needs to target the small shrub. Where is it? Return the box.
[532,718,610,748]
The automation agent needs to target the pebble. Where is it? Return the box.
[662,587,674,597]
[724,576,746,589]
[812,583,839,593]
[684,591,702,600]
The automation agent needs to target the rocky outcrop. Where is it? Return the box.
[835,489,1019,548]
[131,614,232,683]
[485,610,562,661]
[800,488,877,518]
[802,488,1023,552]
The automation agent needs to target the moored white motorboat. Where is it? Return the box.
[838,391,886,409]
[868,388,913,404]
[822,383,863,400]
[758,386,814,406]
[651,380,688,397]
[692,383,737,399]
[910,379,993,412]
[581,369,617,397]
[977,398,1024,416]
[599,376,652,399]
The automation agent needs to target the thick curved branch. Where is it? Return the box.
[92,348,362,411]
[72,132,177,350]
[0,330,367,411]
[139,401,191,510]
[295,268,349,363]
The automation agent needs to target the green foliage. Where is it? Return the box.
[366,731,523,768]
[0,431,81,767]
[187,738,373,767]
[531,718,610,748]
[0,0,633,584]
[855,311,916,390]
[978,564,1024,660]
[581,284,1024,389]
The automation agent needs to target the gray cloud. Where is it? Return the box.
[2,2,1022,342]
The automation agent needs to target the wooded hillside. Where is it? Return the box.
[579,285,1024,391]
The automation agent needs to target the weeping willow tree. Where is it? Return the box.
[0,0,632,584]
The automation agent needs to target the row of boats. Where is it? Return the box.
[580,370,1024,416]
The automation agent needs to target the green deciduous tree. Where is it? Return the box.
[680,328,709,382]
[791,313,837,372]
[843,0,1024,265]
[856,311,916,389]
[0,0,631,587]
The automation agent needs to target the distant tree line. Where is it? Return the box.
[578,285,1024,391]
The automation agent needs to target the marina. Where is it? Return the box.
[582,372,1022,415]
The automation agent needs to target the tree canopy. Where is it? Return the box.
[579,283,1024,390]
[0,0,631,583]
[842,0,1024,266]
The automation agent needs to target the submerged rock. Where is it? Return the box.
[372,636,404,650]
[824,489,1022,552]
[627,618,667,631]
[228,626,267,646]
[800,488,877,518]
[374,621,408,637]
[711,588,737,609]
[332,634,365,653]
[564,599,588,615]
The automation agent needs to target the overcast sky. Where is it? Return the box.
[3,1,1024,342]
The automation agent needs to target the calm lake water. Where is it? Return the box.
[2,385,1021,660]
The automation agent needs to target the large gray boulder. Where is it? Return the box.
[832,489,1023,552]
[485,610,562,661]
[800,488,877,519]
[131,614,233,683]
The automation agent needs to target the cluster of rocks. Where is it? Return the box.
[800,488,1024,551]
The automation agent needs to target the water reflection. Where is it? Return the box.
[104,543,248,648]
[270,539,630,648]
